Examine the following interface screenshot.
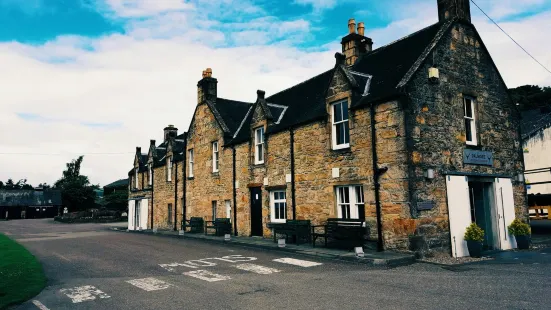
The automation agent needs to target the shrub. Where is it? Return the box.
[508,218,531,236]
[464,222,484,242]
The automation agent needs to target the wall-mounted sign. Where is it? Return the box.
[463,149,493,166]
[417,201,434,211]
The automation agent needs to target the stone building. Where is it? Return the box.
[128,0,528,257]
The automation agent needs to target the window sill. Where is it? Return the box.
[212,172,220,177]
[253,163,265,168]
[331,147,352,155]
[187,177,194,180]
[465,144,483,150]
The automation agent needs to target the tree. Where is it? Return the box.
[54,156,97,212]
[510,85,551,111]
[103,191,128,211]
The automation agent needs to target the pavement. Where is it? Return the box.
[1,219,550,310]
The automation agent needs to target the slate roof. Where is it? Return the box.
[103,179,128,189]
[215,98,253,137]
[521,108,551,140]
[0,190,62,207]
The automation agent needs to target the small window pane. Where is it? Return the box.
[342,102,349,121]
[465,119,472,142]
[344,121,350,144]
[465,99,473,118]
[334,103,343,122]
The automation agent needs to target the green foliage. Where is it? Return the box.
[464,222,485,242]
[0,179,34,190]
[0,233,46,308]
[510,85,551,110]
[508,218,531,236]
[103,190,128,211]
[54,156,97,212]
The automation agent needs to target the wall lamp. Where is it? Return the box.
[424,168,435,180]
[515,173,525,183]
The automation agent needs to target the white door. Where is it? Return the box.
[225,200,231,221]
[135,200,141,229]
[494,178,517,250]
[128,200,135,230]
[140,199,149,229]
[446,175,472,258]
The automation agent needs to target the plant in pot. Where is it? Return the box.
[508,218,531,250]
[464,222,484,258]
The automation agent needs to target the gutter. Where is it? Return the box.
[151,166,154,230]
[183,133,187,229]
[232,147,238,236]
[370,102,387,252]
[290,126,296,220]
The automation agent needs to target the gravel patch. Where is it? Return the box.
[419,252,493,265]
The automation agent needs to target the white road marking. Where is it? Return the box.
[60,285,111,303]
[183,270,231,282]
[234,263,281,274]
[160,255,258,272]
[126,277,172,291]
[273,258,323,267]
[160,262,198,271]
[32,300,50,310]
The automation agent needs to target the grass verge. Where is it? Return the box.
[0,233,46,309]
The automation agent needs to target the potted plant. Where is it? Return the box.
[508,218,531,250]
[464,223,484,258]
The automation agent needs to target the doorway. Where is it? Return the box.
[250,187,263,236]
[468,181,498,250]
[135,200,141,229]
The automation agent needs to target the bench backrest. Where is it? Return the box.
[215,218,231,224]
[287,220,311,226]
[190,217,204,224]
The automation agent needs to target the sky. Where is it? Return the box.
[1,0,551,187]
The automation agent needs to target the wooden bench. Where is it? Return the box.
[181,217,204,233]
[205,218,232,236]
[312,218,369,249]
[268,220,311,245]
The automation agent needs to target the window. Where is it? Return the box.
[188,149,194,177]
[336,185,364,220]
[167,157,173,182]
[148,164,152,186]
[254,127,265,164]
[212,141,219,172]
[332,100,350,149]
[134,168,138,189]
[270,190,287,223]
[212,201,217,220]
[168,203,173,225]
[225,200,231,222]
[464,97,477,145]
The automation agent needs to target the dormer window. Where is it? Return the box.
[254,127,265,164]
[331,100,350,150]
[212,141,219,173]
[167,157,173,182]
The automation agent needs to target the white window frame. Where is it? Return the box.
[167,157,172,182]
[254,127,265,164]
[464,96,477,146]
[336,185,364,219]
[212,141,219,173]
[134,168,138,189]
[148,164,152,186]
[225,200,231,222]
[331,100,350,150]
[270,190,287,223]
[188,149,194,177]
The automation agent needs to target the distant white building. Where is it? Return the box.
[522,108,551,195]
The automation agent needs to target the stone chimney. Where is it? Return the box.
[197,68,217,105]
[341,18,373,66]
[163,125,178,142]
[437,0,471,23]
[136,147,141,154]
[150,139,156,147]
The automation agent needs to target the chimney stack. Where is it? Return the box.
[150,139,156,147]
[164,125,178,142]
[136,147,141,154]
[437,0,471,23]
[197,68,218,105]
[341,18,373,66]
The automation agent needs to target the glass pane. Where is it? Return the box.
[355,186,364,203]
[334,103,343,122]
[342,102,349,121]
[281,191,286,200]
[465,99,473,118]
[257,145,263,161]
[465,119,472,142]
[282,203,286,219]
[344,121,350,144]
[336,123,344,145]
[337,187,344,203]
[343,187,350,203]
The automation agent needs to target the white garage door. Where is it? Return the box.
[446,175,472,258]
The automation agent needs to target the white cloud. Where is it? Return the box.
[294,0,337,10]
[102,0,194,17]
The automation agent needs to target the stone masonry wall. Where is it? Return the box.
[405,22,527,249]
[152,160,183,230]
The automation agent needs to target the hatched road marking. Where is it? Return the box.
[233,263,281,274]
[273,258,323,267]
[183,270,231,282]
[126,277,172,291]
[60,285,111,303]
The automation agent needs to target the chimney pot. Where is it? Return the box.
[348,18,356,34]
[150,139,156,146]
[358,22,365,36]
[257,90,265,99]
[136,147,141,153]
[205,68,212,78]
[335,52,346,65]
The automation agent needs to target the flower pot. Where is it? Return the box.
[408,235,427,252]
[466,240,483,258]
[515,235,531,250]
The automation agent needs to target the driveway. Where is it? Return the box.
[1,219,550,310]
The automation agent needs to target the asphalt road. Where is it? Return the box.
[1,219,550,310]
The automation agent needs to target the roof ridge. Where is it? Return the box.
[266,68,334,100]
[217,97,253,105]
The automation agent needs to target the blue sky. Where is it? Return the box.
[1,0,551,186]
